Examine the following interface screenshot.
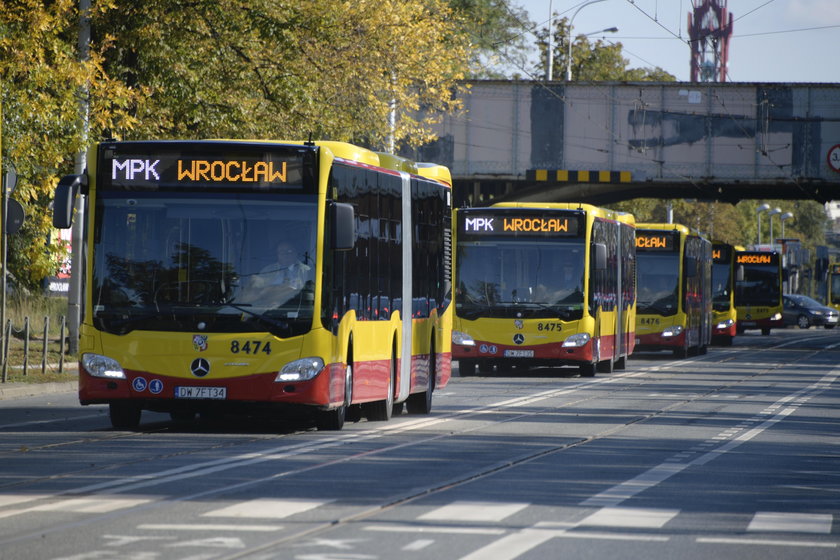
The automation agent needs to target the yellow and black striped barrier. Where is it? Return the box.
[526,169,632,183]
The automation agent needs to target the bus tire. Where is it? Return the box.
[109,402,141,430]
[596,358,614,374]
[579,362,596,377]
[459,360,476,377]
[407,343,435,415]
[317,361,352,431]
[761,328,772,336]
[365,350,395,422]
[673,347,688,359]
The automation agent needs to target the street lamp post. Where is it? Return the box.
[780,212,794,238]
[768,207,782,247]
[756,203,770,245]
[566,0,609,81]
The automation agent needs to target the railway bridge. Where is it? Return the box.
[405,81,840,207]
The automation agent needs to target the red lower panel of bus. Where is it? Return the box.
[713,323,737,337]
[80,352,451,409]
[452,338,602,363]
[635,331,686,349]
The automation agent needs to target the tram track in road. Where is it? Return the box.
[1,339,831,555]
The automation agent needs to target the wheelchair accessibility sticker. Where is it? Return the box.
[132,377,147,392]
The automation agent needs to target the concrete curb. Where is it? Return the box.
[0,381,77,400]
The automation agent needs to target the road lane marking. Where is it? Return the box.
[697,537,837,548]
[203,498,329,519]
[402,539,434,551]
[578,507,679,528]
[138,523,283,532]
[365,524,505,535]
[748,512,833,534]
[418,501,529,522]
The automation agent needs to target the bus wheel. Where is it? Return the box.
[596,358,614,374]
[317,362,352,431]
[673,347,688,359]
[365,353,395,422]
[109,402,141,430]
[407,347,435,415]
[761,328,772,336]
[459,360,476,377]
[579,362,596,377]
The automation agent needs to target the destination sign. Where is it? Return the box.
[712,245,731,262]
[97,141,311,192]
[636,231,676,251]
[736,252,779,265]
[832,264,840,274]
[460,212,582,238]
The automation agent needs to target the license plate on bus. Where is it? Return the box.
[175,386,227,399]
[504,349,534,358]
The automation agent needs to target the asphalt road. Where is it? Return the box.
[0,327,838,560]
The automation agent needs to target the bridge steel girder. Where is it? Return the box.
[406,81,840,208]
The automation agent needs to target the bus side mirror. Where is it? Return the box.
[593,243,607,271]
[330,202,355,251]
[53,174,86,229]
[736,264,744,282]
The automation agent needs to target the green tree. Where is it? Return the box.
[534,16,675,81]
[94,0,472,150]
[1,0,473,290]
[0,0,141,290]
[447,0,534,78]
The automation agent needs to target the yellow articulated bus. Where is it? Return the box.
[711,241,737,346]
[827,264,840,313]
[734,249,783,335]
[634,223,712,358]
[452,203,636,377]
[53,140,452,430]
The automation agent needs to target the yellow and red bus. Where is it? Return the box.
[711,241,737,346]
[827,263,840,313]
[452,203,635,377]
[634,223,712,358]
[53,140,452,430]
[734,249,783,335]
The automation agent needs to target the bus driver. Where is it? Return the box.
[245,241,311,299]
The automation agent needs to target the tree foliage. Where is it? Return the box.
[1,0,141,289]
[93,0,471,149]
[447,0,533,78]
[1,0,472,289]
[534,16,675,82]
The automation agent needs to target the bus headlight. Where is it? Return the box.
[716,319,734,329]
[562,333,591,348]
[661,325,683,338]
[81,353,126,379]
[452,330,476,346]
[771,313,782,321]
[276,357,325,382]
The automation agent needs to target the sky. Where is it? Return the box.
[510,0,840,82]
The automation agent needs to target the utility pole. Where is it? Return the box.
[68,0,91,354]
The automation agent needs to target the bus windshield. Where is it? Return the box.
[91,192,318,337]
[712,261,732,311]
[456,240,585,320]
[735,263,781,307]
[831,274,840,305]
[636,252,679,316]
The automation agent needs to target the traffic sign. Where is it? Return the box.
[828,144,840,173]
